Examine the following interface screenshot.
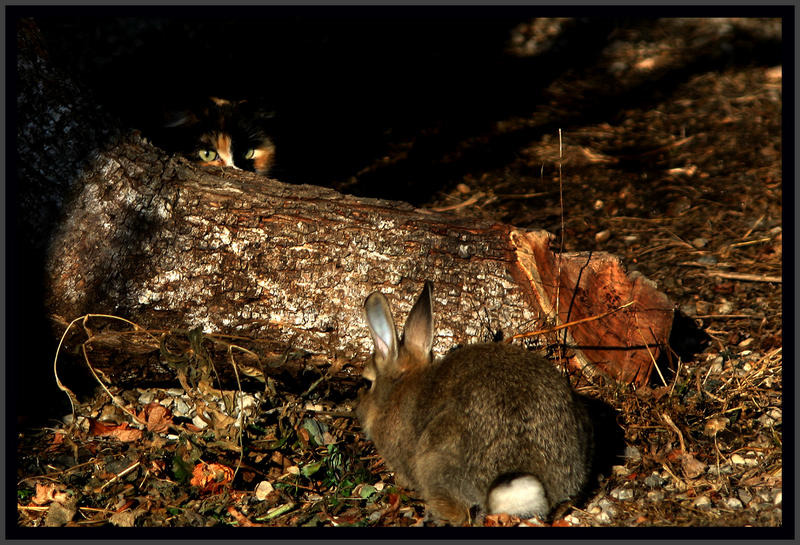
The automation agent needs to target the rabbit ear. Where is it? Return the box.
[402,281,434,363]
[364,292,399,368]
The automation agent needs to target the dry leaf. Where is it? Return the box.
[190,462,234,493]
[142,402,173,434]
[88,419,143,442]
[681,453,708,479]
[32,482,70,506]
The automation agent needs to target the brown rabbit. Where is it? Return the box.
[356,281,594,525]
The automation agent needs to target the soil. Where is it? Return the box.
[16,15,784,531]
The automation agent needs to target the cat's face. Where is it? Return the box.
[163,97,276,175]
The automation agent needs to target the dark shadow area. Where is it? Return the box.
[578,393,626,504]
[33,13,781,208]
[32,12,620,199]
[657,310,712,383]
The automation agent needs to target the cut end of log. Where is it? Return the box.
[510,229,675,387]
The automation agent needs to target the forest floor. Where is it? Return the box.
[16,17,784,530]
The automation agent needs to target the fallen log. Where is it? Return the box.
[44,141,674,387]
[18,18,674,389]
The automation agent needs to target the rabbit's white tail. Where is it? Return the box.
[487,474,549,518]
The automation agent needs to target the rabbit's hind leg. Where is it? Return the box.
[425,492,471,526]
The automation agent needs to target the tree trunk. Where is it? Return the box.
[19,18,674,390]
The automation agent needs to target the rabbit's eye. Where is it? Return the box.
[361,377,374,390]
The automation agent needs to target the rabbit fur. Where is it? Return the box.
[356,281,594,525]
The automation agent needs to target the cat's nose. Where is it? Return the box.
[218,152,239,169]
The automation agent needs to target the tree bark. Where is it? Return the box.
[19,18,674,389]
[42,142,674,386]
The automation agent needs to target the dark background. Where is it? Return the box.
[33,10,616,198]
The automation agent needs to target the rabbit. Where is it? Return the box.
[356,281,594,525]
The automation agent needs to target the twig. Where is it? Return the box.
[53,314,160,426]
[708,271,781,283]
[507,300,635,342]
[556,128,566,359]
[495,191,548,200]
[729,237,772,249]
[227,345,247,484]
[694,314,765,320]
[430,193,483,212]
[662,413,686,453]
[634,319,666,387]
[99,461,141,491]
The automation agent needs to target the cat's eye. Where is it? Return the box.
[198,149,218,162]
[244,148,256,160]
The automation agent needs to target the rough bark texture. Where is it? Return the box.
[19,18,674,388]
[42,144,674,386]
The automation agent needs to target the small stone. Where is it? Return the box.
[612,465,630,477]
[598,498,617,517]
[709,358,724,374]
[731,453,746,465]
[693,495,712,510]
[610,487,634,501]
[765,65,782,81]
[137,391,155,404]
[624,445,642,462]
[692,238,709,248]
[191,415,209,429]
[593,199,604,210]
[595,230,612,243]
[455,183,471,194]
[255,481,274,501]
[646,490,664,502]
[774,491,782,506]
[737,489,753,505]
[622,235,639,245]
[725,497,743,510]
[738,337,754,348]
[173,398,190,416]
[596,511,612,524]
[757,414,776,428]
[717,300,734,314]
[707,463,733,476]
[644,472,666,488]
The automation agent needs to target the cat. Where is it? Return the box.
[158,97,276,175]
